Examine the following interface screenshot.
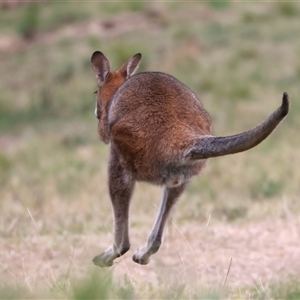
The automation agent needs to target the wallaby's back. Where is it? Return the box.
[108,72,211,181]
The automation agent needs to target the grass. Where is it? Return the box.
[1,1,300,299]
[1,269,300,299]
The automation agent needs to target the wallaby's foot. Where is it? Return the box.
[132,248,150,265]
[92,245,129,267]
[132,242,161,265]
[92,252,114,267]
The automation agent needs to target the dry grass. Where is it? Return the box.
[1,212,300,298]
[1,1,300,298]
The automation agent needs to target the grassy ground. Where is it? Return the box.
[1,1,300,299]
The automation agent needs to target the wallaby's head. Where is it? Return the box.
[91,51,142,143]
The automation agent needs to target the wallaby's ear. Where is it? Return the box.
[91,51,110,84]
[119,53,142,78]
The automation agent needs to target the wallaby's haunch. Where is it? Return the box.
[91,51,290,267]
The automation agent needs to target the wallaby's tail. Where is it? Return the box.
[190,92,290,159]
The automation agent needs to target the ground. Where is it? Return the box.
[0,2,300,299]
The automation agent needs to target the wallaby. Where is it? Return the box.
[91,51,289,267]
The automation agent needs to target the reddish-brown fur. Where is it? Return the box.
[109,72,211,184]
[91,51,289,267]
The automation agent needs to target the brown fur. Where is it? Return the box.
[91,51,289,267]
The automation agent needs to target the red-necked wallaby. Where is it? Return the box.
[91,51,289,267]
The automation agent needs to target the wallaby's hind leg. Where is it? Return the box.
[93,148,135,267]
[133,184,186,265]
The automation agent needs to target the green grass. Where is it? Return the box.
[1,1,300,298]
[1,271,300,299]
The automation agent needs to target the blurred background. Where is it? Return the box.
[0,1,300,298]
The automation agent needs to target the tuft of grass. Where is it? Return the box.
[207,0,230,10]
[0,152,12,173]
[204,22,231,47]
[72,271,112,300]
[114,275,136,299]
[248,279,300,300]
[17,2,39,40]
[236,47,259,60]
[0,152,13,187]
[39,3,90,32]
[250,175,283,200]
[0,285,33,300]
[214,205,248,222]
[276,2,299,17]
[54,62,75,84]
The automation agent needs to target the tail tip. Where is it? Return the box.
[281,92,290,117]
